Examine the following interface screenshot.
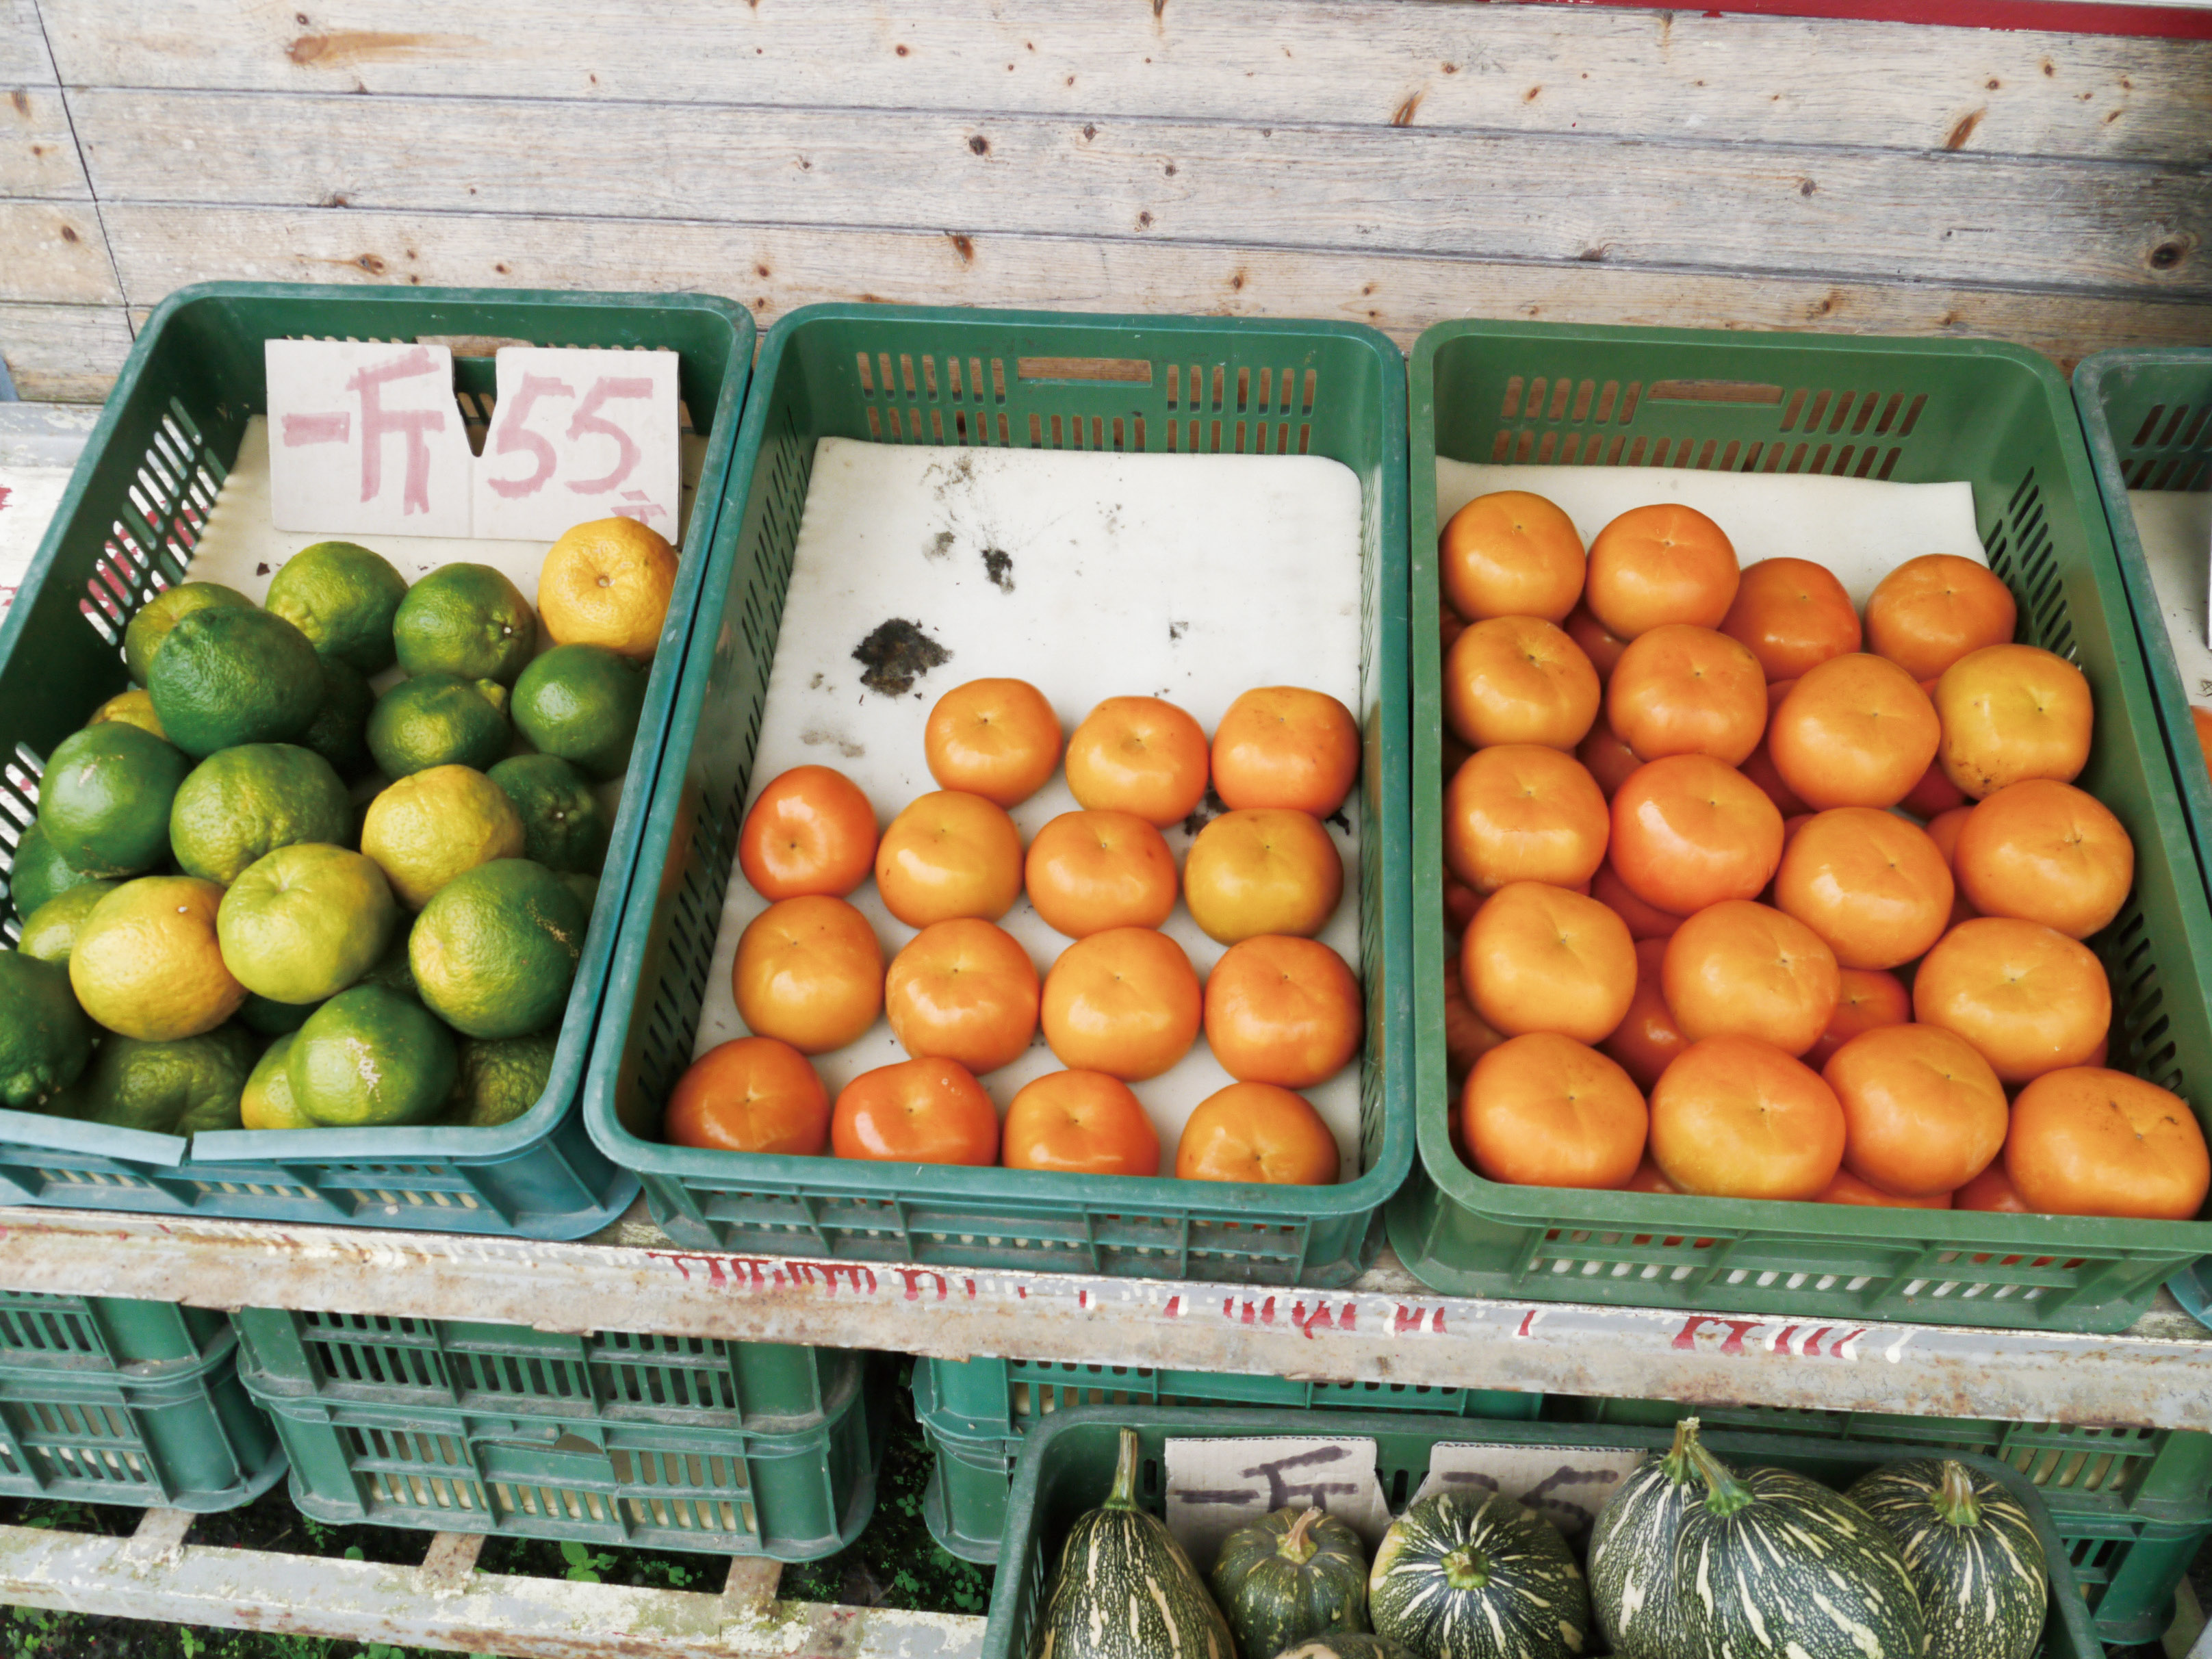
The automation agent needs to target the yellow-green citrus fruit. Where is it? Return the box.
[169,743,351,885]
[217,843,397,1004]
[124,582,253,686]
[147,606,324,758]
[37,721,192,877]
[409,858,585,1040]
[70,875,244,1041]
[88,688,166,741]
[487,754,610,874]
[288,983,458,1128]
[359,765,526,909]
[16,882,118,966]
[447,1032,559,1127]
[66,1025,257,1135]
[393,563,537,684]
[12,823,105,922]
[561,873,600,917]
[240,1031,315,1130]
[0,949,94,1105]
[298,657,377,781]
[367,673,511,779]
[358,930,418,1002]
[512,643,646,780]
[265,541,408,674]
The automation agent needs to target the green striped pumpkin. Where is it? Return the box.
[1368,1489,1591,1659]
[1276,1638,1419,1659]
[1211,1504,1371,1658]
[1588,1416,1703,1659]
[1677,1441,1925,1659]
[1847,1458,2048,1659]
[1035,1428,1233,1659]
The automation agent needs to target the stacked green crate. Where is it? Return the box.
[231,1308,879,1560]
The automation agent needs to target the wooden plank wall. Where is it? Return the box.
[1,0,2207,400]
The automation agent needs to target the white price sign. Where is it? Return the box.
[266,340,680,540]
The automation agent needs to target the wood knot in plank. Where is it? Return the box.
[1391,92,1422,126]
[1944,107,1985,151]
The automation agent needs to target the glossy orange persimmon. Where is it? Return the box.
[1773,807,1954,970]
[1001,1070,1161,1176]
[1040,926,1203,1081]
[1440,606,1465,653]
[1584,503,1740,639]
[1565,604,1630,684]
[1443,744,1609,896]
[1463,1031,1646,1189]
[1824,1023,2007,1198]
[2007,1066,2210,1220]
[1955,778,2133,940]
[1865,554,2018,682]
[1623,1155,1679,1194]
[1606,623,1765,765]
[1442,951,1507,1081]
[1818,1169,1953,1209]
[924,678,1063,808]
[882,918,1040,1075]
[1176,1082,1339,1185]
[1739,684,1810,819]
[1576,715,1643,799]
[1205,934,1362,1088]
[1591,859,1684,941]
[1024,810,1177,938]
[831,1056,999,1166]
[875,790,1025,927]
[1913,917,2110,1084]
[1662,899,1840,1057]
[1767,654,1940,811]
[1608,755,1785,916]
[665,1036,830,1156]
[1925,805,1980,929]
[1805,967,1911,1070]
[1954,1161,2033,1213]
[1720,557,1862,681]
[1184,808,1343,943]
[1444,616,1601,751]
[1211,686,1360,816]
[1601,936,1686,1091]
[1936,645,2094,800]
[732,895,883,1055]
[1443,873,1481,939]
[738,766,878,901]
[1901,682,1971,819]
[1647,1035,1845,1200]
[2195,706,2212,786]
[1440,491,1586,623]
[1461,880,1636,1045]
[1064,695,1209,827]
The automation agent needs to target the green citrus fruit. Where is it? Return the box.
[216,843,396,1004]
[446,1032,559,1127]
[487,754,610,874]
[38,721,192,877]
[562,873,600,917]
[124,582,253,686]
[367,673,511,779]
[358,930,418,1002]
[17,882,118,966]
[0,949,94,1105]
[265,541,407,675]
[240,1031,315,1130]
[393,564,537,684]
[68,1024,257,1135]
[72,875,244,1041]
[409,858,585,1040]
[289,983,457,1128]
[10,823,110,923]
[359,765,526,909]
[147,606,324,758]
[237,990,319,1036]
[512,644,645,780]
[298,658,377,781]
[169,743,351,885]
[88,688,166,741]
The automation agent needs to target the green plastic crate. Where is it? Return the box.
[912,1354,1543,1564]
[231,1307,856,1432]
[1391,320,2212,1332]
[0,281,754,1239]
[2071,348,2212,1320]
[980,1406,2105,1659]
[0,1326,284,1510]
[242,1348,885,1560]
[0,1289,228,1374]
[584,303,1411,1284]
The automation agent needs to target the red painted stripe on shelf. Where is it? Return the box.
[1502,0,2212,38]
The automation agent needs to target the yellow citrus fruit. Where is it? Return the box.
[87,688,166,741]
[537,517,678,660]
[69,875,245,1040]
[359,764,526,909]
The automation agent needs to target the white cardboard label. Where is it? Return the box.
[266,339,474,537]
[472,347,681,540]
[1411,1443,1647,1541]
[265,340,680,541]
[1164,1437,1391,1571]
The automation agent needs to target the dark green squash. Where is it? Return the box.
[1676,1439,1925,1659]
[1847,1458,2048,1659]
[1367,1488,1591,1659]
[1588,1415,1703,1659]
[1035,1428,1235,1659]
[1276,1637,1419,1659]
[1211,1504,1370,1658]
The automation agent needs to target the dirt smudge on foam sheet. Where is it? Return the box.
[1181,784,1227,836]
[851,617,951,697]
[980,547,1014,591]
